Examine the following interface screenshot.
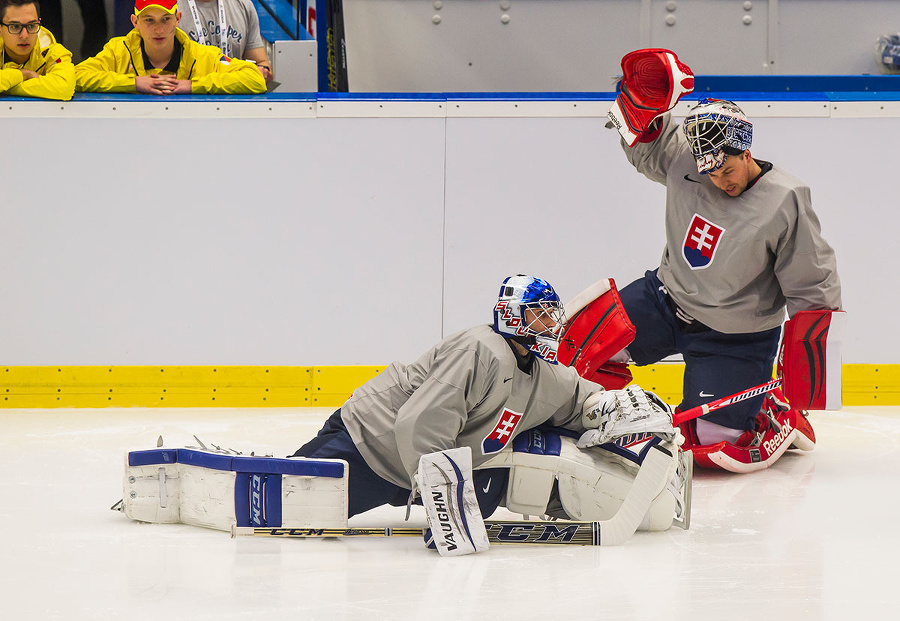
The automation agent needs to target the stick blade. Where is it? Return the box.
[597,442,673,546]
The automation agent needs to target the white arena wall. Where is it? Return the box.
[342,0,900,91]
[0,96,894,366]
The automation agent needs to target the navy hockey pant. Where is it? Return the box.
[618,270,781,431]
[292,409,508,518]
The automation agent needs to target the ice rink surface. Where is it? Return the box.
[2,405,898,620]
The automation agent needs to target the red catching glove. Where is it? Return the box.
[607,48,695,146]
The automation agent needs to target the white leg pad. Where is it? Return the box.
[123,448,349,532]
[555,439,677,531]
[506,466,556,518]
[482,432,683,531]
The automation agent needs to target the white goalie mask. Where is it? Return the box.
[493,275,567,364]
[683,98,753,174]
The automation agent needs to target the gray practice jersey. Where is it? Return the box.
[341,325,605,489]
[179,0,265,59]
[623,114,842,334]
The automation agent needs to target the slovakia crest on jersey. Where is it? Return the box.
[481,408,523,455]
[682,214,725,270]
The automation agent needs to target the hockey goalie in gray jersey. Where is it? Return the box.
[603,48,843,473]
[116,275,691,555]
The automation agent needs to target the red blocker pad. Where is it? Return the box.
[588,361,633,391]
[559,279,636,389]
[779,310,847,410]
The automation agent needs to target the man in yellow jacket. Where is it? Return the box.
[0,0,74,100]
[76,0,265,95]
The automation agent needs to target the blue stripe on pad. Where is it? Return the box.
[512,428,562,456]
[128,449,178,466]
[234,473,283,527]
[126,448,345,477]
[230,456,344,477]
[599,434,662,465]
[177,450,234,470]
[545,431,562,456]
[265,475,282,526]
[234,474,252,527]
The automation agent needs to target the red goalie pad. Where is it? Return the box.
[778,310,847,410]
[607,48,695,146]
[558,279,636,388]
[584,361,633,390]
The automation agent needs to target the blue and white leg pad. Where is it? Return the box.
[123,449,349,531]
[481,428,684,531]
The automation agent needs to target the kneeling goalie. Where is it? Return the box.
[117,275,691,556]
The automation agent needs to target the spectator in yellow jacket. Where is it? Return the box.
[0,0,75,100]
[75,0,265,95]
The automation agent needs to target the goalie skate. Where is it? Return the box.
[679,390,815,473]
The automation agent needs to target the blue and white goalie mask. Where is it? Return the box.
[683,98,753,174]
[493,275,566,363]
[876,34,900,74]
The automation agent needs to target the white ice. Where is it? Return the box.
[2,406,898,620]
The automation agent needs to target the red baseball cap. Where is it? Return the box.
[134,1,178,15]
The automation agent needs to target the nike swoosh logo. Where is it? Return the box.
[699,391,714,398]
[504,377,513,383]
[684,174,702,184]
[482,479,491,493]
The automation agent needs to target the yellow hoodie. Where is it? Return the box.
[75,28,265,95]
[0,27,75,101]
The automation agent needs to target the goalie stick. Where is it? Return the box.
[233,522,603,545]
[673,378,783,426]
[232,444,675,547]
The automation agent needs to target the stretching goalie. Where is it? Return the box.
[116,275,691,556]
